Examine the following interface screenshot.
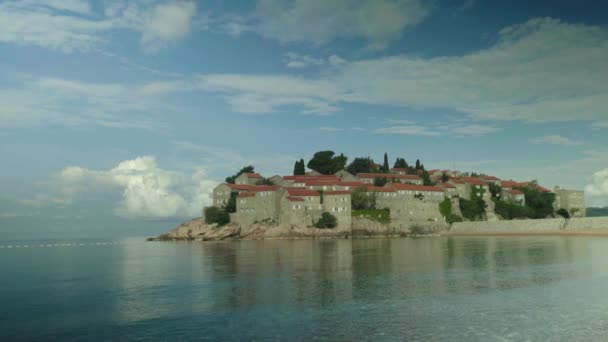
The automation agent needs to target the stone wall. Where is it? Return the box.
[448,217,608,234]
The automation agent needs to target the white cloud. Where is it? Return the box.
[0,76,186,129]
[0,0,197,53]
[374,121,499,137]
[140,1,197,53]
[374,125,440,136]
[592,121,608,129]
[251,0,428,48]
[198,74,342,114]
[319,126,344,132]
[199,18,608,125]
[284,52,325,68]
[450,124,499,137]
[531,135,581,146]
[21,156,217,218]
[586,169,608,207]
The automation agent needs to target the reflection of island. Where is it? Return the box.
[110,237,596,339]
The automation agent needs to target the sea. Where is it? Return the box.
[2,236,608,341]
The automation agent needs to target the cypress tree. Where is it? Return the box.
[383,153,389,173]
[415,159,421,170]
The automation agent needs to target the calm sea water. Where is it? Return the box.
[2,236,608,341]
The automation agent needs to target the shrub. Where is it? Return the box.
[446,214,463,224]
[204,207,230,226]
[224,192,237,213]
[351,186,376,210]
[314,212,338,229]
[557,208,570,219]
[439,198,452,217]
[494,200,535,220]
[373,177,388,187]
[459,189,487,221]
[352,209,390,224]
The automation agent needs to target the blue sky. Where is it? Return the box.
[1,0,608,236]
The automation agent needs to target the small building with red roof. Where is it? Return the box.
[235,172,264,185]
[356,173,423,185]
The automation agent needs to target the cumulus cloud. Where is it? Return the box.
[585,169,608,207]
[531,135,581,146]
[0,0,197,53]
[251,0,428,48]
[22,156,217,218]
[199,17,608,125]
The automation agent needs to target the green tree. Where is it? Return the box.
[255,178,275,185]
[488,183,502,201]
[494,201,535,220]
[307,151,348,175]
[373,177,388,187]
[441,173,450,183]
[459,189,487,221]
[439,198,452,217]
[224,192,238,213]
[351,186,376,210]
[292,159,305,175]
[347,157,375,174]
[393,157,408,169]
[415,159,421,170]
[515,185,556,219]
[422,171,435,186]
[204,207,230,226]
[225,165,254,184]
[382,153,389,173]
[314,212,338,229]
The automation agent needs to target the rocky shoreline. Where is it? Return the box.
[148,217,449,242]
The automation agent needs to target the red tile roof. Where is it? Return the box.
[238,192,256,198]
[482,175,500,181]
[507,189,524,195]
[283,175,339,182]
[500,180,519,189]
[305,180,365,187]
[325,191,351,195]
[286,196,304,202]
[438,183,455,189]
[357,173,421,180]
[389,183,444,192]
[390,168,407,172]
[242,172,263,178]
[226,184,279,192]
[285,188,320,197]
[366,186,395,192]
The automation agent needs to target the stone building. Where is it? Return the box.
[369,183,445,227]
[553,186,586,217]
[357,173,423,185]
[235,172,264,185]
[501,189,526,206]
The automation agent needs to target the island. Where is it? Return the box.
[152,150,605,241]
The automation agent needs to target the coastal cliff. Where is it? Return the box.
[150,217,449,241]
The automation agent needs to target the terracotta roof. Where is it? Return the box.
[438,183,455,189]
[305,180,364,187]
[242,172,263,178]
[357,173,421,180]
[286,196,304,202]
[238,192,256,198]
[283,175,339,182]
[226,184,279,192]
[500,180,519,189]
[366,186,395,192]
[482,175,500,181]
[508,189,524,195]
[390,168,407,172]
[324,191,351,195]
[285,188,320,197]
[389,183,444,192]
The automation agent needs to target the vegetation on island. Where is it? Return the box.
[490,182,556,220]
[314,212,338,229]
[293,159,306,175]
[352,209,391,224]
[225,165,255,184]
[204,207,230,226]
[351,186,376,210]
[494,201,534,220]
[556,208,570,219]
[459,188,487,221]
[438,198,463,224]
[307,151,347,175]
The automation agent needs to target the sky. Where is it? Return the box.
[1,0,608,238]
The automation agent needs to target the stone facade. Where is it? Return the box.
[501,189,525,206]
[554,186,586,217]
[235,172,263,185]
[357,173,423,185]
